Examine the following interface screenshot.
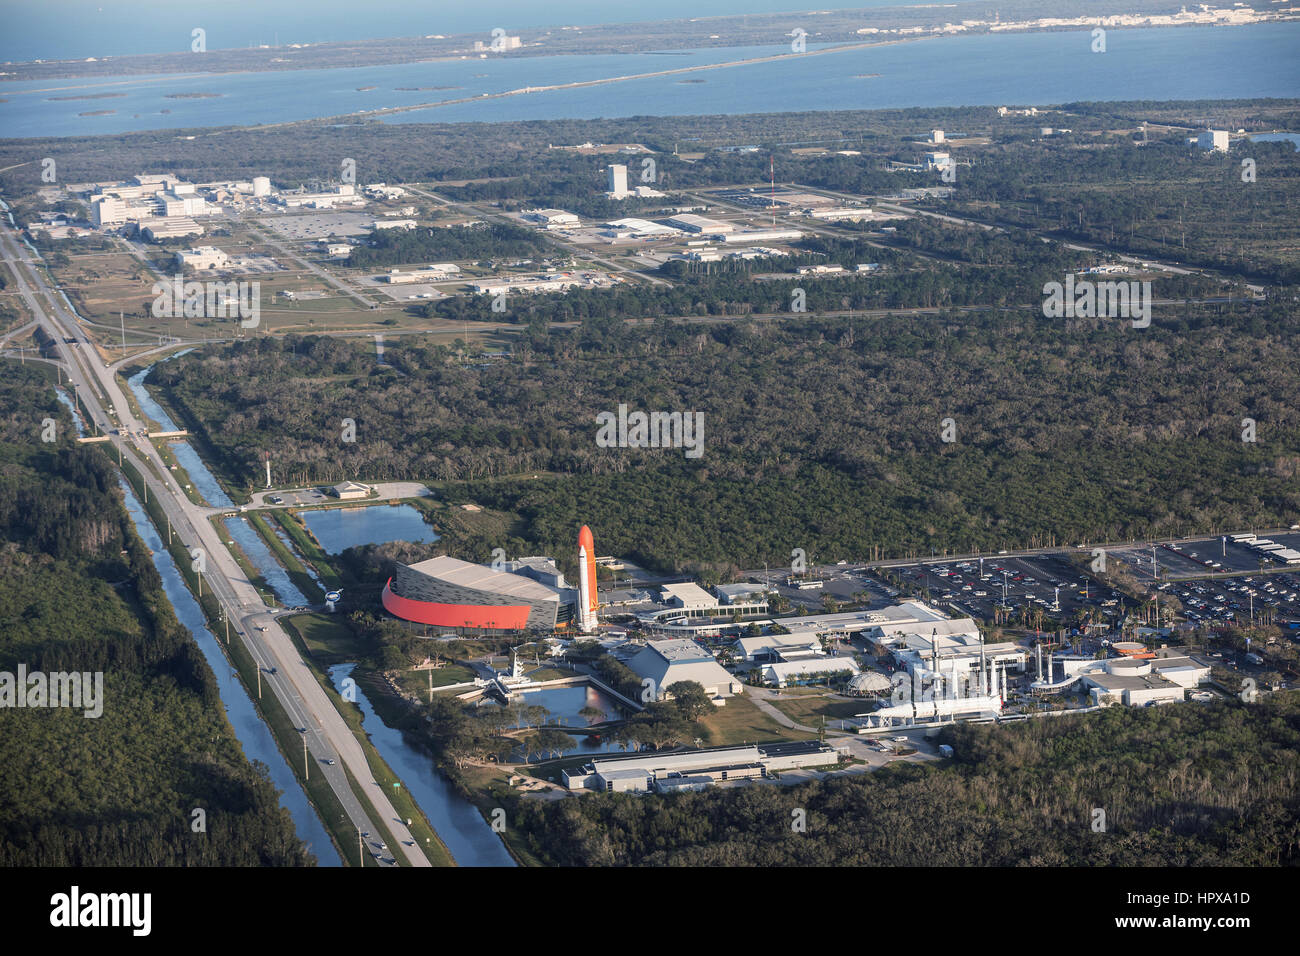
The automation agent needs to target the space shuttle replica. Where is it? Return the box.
[577,525,599,633]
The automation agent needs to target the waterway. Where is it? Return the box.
[328,664,517,867]
[2,23,1297,137]
[119,479,342,865]
[299,503,439,554]
[222,516,312,607]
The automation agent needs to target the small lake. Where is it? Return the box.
[487,682,633,760]
[328,664,516,867]
[299,503,439,554]
[120,480,341,865]
[1249,132,1300,149]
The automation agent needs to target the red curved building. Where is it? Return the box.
[382,554,574,633]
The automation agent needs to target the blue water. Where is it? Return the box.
[119,479,341,865]
[1250,132,1300,149]
[223,516,311,607]
[299,503,439,554]
[126,365,179,431]
[1,0,890,61]
[52,386,85,436]
[505,683,631,759]
[2,23,1297,137]
[328,663,516,867]
[170,441,233,507]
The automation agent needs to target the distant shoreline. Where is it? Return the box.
[2,4,1294,85]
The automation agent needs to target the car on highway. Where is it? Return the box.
[892,736,908,742]
[323,758,336,765]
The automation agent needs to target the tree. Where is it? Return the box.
[665,681,712,722]
[578,705,607,726]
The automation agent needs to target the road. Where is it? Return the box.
[0,213,432,868]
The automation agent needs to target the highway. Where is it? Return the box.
[0,213,432,868]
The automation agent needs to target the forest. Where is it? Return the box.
[503,695,1300,866]
[148,292,1300,574]
[0,367,310,866]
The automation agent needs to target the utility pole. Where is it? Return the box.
[257,666,262,699]
[358,827,364,867]
[303,735,309,779]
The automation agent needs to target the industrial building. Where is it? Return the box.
[373,219,417,231]
[174,246,229,270]
[607,164,630,199]
[601,217,679,238]
[1198,129,1230,152]
[626,639,742,699]
[278,184,365,209]
[666,214,733,234]
[562,740,840,792]
[141,219,203,241]
[523,208,580,227]
[717,229,803,244]
[384,263,461,283]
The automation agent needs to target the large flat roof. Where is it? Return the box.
[405,554,561,602]
[646,638,714,663]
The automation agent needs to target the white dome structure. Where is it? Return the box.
[847,671,892,696]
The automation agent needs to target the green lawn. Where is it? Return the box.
[767,695,872,725]
[283,612,369,661]
[697,694,810,746]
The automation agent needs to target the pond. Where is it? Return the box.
[484,682,634,760]
[299,503,439,554]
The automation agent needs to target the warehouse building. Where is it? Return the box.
[562,740,840,792]
[174,246,229,270]
[666,214,733,234]
[523,208,580,227]
[626,639,742,699]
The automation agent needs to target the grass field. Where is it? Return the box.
[696,694,810,746]
[283,612,369,661]
[766,695,870,725]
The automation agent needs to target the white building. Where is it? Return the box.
[607,164,630,199]
[562,741,839,792]
[1198,129,1230,152]
[90,196,128,226]
[626,639,742,699]
[924,151,952,170]
[373,219,417,231]
[930,129,945,144]
[666,214,733,234]
[718,229,803,244]
[175,246,229,270]
[762,656,860,687]
[325,243,353,258]
[252,176,272,197]
[523,208,580,227]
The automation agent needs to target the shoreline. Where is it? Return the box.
[2,14,1295,86]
